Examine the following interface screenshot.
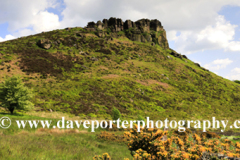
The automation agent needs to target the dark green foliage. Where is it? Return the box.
[112,107,121,120]
[0,76,34,114]
[234,80,240,84]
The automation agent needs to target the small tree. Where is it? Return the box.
[0,76,34,114]
[234,80,240,84]
[112,107,121,120]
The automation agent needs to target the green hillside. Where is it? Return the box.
[0,18,240,123]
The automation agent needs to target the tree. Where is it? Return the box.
[112,107,121,120]
[0,76,34,114]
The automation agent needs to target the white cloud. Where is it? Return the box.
[227,41,240,51]
[31,11,60,33]
[226,75,240,80]
[174,15,240,54]
[0,34,16,42]
[225,68,240,80]
[0,0,60,38]
[204,58,233,70]
[231,67,240,73]
[227,68,240,80]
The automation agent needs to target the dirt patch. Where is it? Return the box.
[0,58,28,82]
[136,79,169,88]
[85,33,98,38]
[101,74,120,79]
[36,128,88,134]
[121,70,132,74]
[98,65,109,70]
[111,38,134,46]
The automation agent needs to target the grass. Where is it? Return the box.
[0,130,132,160]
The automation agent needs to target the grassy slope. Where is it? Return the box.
[1,26,240,159]
[0,27,240,124]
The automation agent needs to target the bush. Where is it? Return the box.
[93,153,111,160]
[0,76,34,114]
[123,125,240,159]
[234,80,240,84]
[111,107,121,121]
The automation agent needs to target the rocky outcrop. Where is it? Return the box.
[37,39,52,49]
[169,49,188,59]
[85,17,169,49]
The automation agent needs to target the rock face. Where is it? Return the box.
[85,17,169,49]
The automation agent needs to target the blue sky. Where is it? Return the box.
[0,0,240,80]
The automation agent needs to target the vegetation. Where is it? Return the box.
[112,107,121,120]
[234,80,240,84]
[0,76,34,114]
[0,25,240,159]
[95,126,240,159]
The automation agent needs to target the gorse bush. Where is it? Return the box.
[0,76,34,114]
[95,126,240,160]
[93,153,111,160]
[112,107,121,121]
[124,125,240,159]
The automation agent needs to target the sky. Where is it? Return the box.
[0,0,240,80]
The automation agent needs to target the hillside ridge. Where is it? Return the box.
[0,17,239,122]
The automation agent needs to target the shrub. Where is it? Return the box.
[0,76,34,114]
[123,125,240,159]
[234,80,240,84]
[96,128,240,159]
[111,107,121,121]
[93,153,111,160]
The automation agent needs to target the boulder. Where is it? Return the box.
[87,21,96,28]
[102,19,108,29]
[96,30,105,37]
[182,55,188,59]
[107,17,124,32]
[124,20,133,29]
[135,19,151,32]
[37,39,52,49]
[96,21,103,30]
[194,63,201,67]
[150,19,163,31]
[169,49,183,58]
